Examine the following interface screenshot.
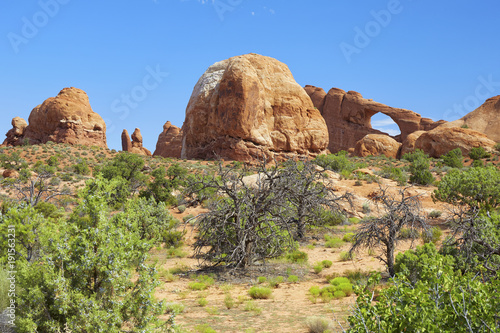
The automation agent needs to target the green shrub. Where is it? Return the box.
[469,146,491,160]
[321,260,333,268]
[314,151,366,175]
[471,159,484,167]
[224,294,235,309]
[318,209,346,226]
[286,250,308,263]
[287,275,299,283]
[309,286,321,297]
[313,263,324,274]
[378,165,408,185]
[177,204,186,213]
[197,298,208,307]
[442,148,463,168]
[329,277,350,286]
[421,227,443,244]
[342,232,355,243]
[268,276,284,288]
[72,159,90,175]
[338,283,353,296]
[339,251,354,261]
[248,286,272,299]
[428,210,442,219]
[324,235,344,248]
[334,290,346,299]
[495,143,500,152]
[257,276,267,284]
[188,282,209,291]
[165,302,185,315]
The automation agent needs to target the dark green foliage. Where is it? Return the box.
[72,159,90,175]
[34,201,62,219]
[442,148,463,168]
[98,152,146,189]
[313,151,366,174]
[377,165,407,185]
[286,250,308,263]
[46,155,58,167]
[14,178,168,332]
[140,167,177,206]
[349,247,500,332]
[469,146,491,160]
[471,159,484,167]
[0,151,26,170]
[404,149,434,185]
[433,166,500,211]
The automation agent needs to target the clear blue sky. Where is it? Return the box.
[1,0,499,151]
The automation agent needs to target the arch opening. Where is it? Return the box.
[369,112,401,138]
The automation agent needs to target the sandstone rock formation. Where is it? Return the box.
[354,134,401,159]
[413,127,496,158]
[400,130,425,156]
[181,54,329,162]
[438,95,500,142]
[304,85,445,153]
[3,88,107,148]
[153,121,183,159]
[121,128,151,156]
[2,117,28,146]
[121,129,133,152]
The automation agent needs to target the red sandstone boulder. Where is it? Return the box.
[181,54,329,162]
[413,127,496,158]
[2,169,19,178]
[354,134,401,159]
[2,117,28,146]
[4,88,107,148]
[400,130,426,157]
[153,121,183,159]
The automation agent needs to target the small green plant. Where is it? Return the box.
[362,202,371,214]
[257,276,267,284]
[268,276,284,288]
[339,251,354,261]
[313,262,324,274]
[428,210,442,219]
[334,290,346,299]
[177,204,186,213]
[442,148,463,168]
[286,250,308,263]
[338,283,353,296]
[398,227,419,239]
[421,226,443,244]
[205,306,219,315]
[329,277,350,286]
[244,300,262,314]
[224,294,235,309]
[248,286,272,299]
[194,324,217,333]
[165,302,185,315]
[495,143,500,152]
[342,232,355,243]
[324,235,344,248]
[287,275,299,283]
[188,282,208,291]
[197,297,208,307]
[321,260,333,268]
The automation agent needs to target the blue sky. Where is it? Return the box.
[1,0,499,151]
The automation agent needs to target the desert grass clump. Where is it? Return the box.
[268,276,284,288]
[321,260,333,268]
[287,275,299,283]
[313,262,324,274]
[305,316,333,333]
[244,300,262,315]
[339,251,354,261]
[421,226,443,244]
[248,286,272,299]
[165,302,185,315]
[224,294,235,309]
[324,235,344,248]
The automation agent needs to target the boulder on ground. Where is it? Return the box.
[354,134,401,159]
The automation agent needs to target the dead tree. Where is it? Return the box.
[4,171,71,207]
[349,186,429,277]
[189,158,351,268]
